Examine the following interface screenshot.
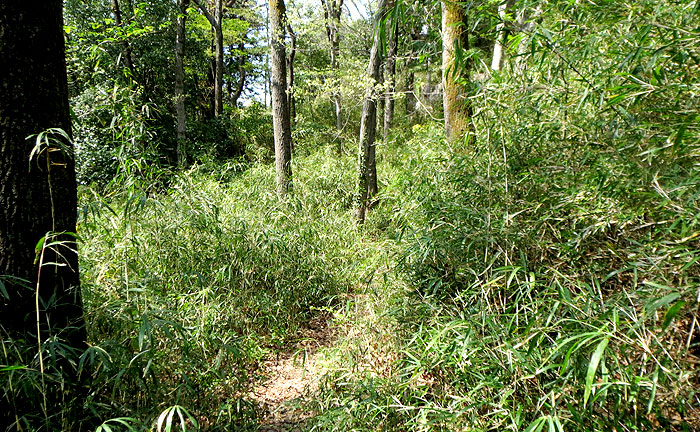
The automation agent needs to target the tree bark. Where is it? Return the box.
[355,0,387,223]
[514,4,542,73]
[404,24,421,117]
[214,0,223,115]
[286,23,297,128]
[175,0,189,166]
[491,0,515,71]
[270,0,293,197]
[0,0,87,426]
[441,0,472,142]
[194,0,224,117]
[377,64,384,140]
[383,1,398,141]
[405,69,416,115]
[227,41,247,106]
[111,0,136,76]
[321,0,344,152]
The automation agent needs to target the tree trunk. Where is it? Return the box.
[270,0,293,198]
[194,0,224,117]
[441,0,472,142]
[111,0,136,76]
[286,23,297,128]
[514,4,542,73]
[264,1,272,108]
[0,0,87,426]
[321,0,344,152]
[377,65,384,140]
[404,25,421,117]
[491,0,515,71]
[355,0,387,223]
[383,2,398,141]
[228,41,247,107]
[175,0,189,166]
[214,0,223,116]
[405,70,416,115]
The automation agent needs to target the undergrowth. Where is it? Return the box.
[72,147,374,429]
[307,2,700,430]
[3,1,698,431]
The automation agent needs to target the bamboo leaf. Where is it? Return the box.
[584,337,609,408]
[662,301,686,330]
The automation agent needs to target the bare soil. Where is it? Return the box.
[250,315,335,431]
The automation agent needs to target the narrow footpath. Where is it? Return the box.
[250,316,335,431]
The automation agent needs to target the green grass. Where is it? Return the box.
[4,2,699,430]
[76,89,698,430]
[76,146,379,429]
[305,114,699,431]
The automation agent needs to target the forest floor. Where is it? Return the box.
[250,315,336,431]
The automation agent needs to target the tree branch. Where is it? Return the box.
[192,0,216,27]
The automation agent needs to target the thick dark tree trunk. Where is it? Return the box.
[270,0,293,197]
[0,0,88,427]
[175,0,189,166]
[355,0,387,223]
[383,2,398,141]
[441,0,472,142]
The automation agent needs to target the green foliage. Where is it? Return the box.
[306,1,700,431]
[1,335,88,430]
[5,0,698,430]
[73,145,368,428]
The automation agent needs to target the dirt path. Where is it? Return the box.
[250,316,334,431]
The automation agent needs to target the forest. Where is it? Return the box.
[0,0,699,431]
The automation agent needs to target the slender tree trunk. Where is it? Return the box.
[286,23,297,128]
[383,2,398,141]
[214,0,223,115]
[405,69,416,115]
[321,0,344,152]
[0,0,87,426]
[207,55,216,117]
[194,0,224,117]
[333,94,342,152]
[230,42,247,106]
[355,0,387,223]
[175,0,189,166]
[491,0,515,71]
[264,1,270,108]
[111,0,136,76]
[514,4,542,73]
[377,65,384,140]
[270,0,293,197]
[441,0,472,142]
[404,25,420,117]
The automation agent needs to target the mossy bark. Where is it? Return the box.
[441,0,472,142]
